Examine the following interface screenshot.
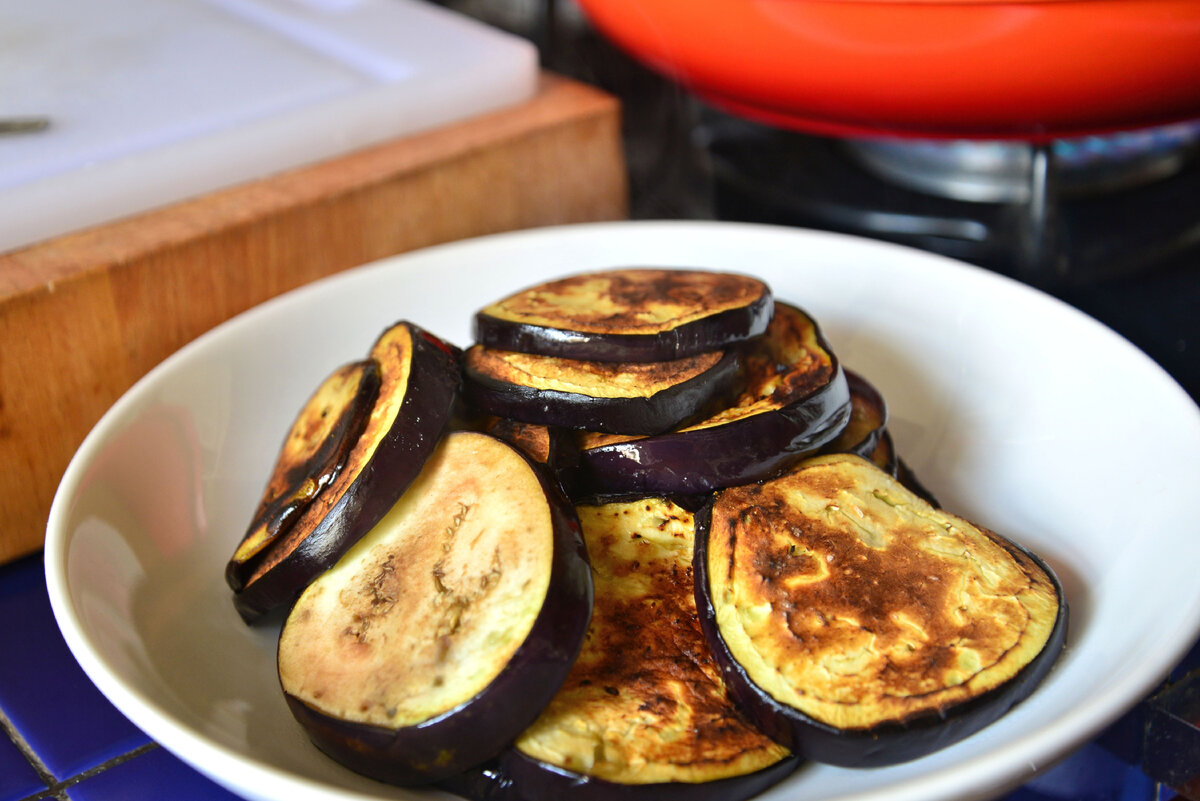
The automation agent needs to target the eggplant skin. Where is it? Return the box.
[694,455,1068,767]
[473,268,773,363]
[893,444,939,508]
[226,360,380,592]
[822,369,888,463]
[573,371,849,496]
[496,749,799,801]
[280,433,593,786]
[463,346,742,435]
[440,754,800,801]
[232,321,461,623]
[571,304,851,496]
[483,417,580,482]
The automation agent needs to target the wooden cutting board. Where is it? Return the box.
[0,73,627,564]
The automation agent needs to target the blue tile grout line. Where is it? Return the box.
[0,702,55,791]
[3,698,158,801]
[10,742,159,801]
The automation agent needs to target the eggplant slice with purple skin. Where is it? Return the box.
[822,368,941,506]
[473,268,773,363]
[823,368,889,465]
[463,345,741,435]
[496,497,798,800]
[695,453,1068,768]
[482,416,580,480]
[229,320,461,623]
[279,431,593,786]
[226,359,380,592]
[571,303,851,496]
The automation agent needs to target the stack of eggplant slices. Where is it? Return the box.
[225,268,1068,800]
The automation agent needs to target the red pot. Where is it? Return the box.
[574,0,1200,140]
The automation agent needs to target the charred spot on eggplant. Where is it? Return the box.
[226,360,379,592]
[508,497,797,798]
[279,431,593,786]
[482,416,555,464]
[696,453,1067,767]
[473,268,773,363]
[482,416,579,483]
[572,303,852,496]
[231,320,460,623]
[463,345,741,435]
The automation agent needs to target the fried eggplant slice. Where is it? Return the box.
[279,432,592,786]
[463,345,741,435]
[696,453,1067,767]
[817,369,944,504]
[503,497,798,800]
[572,303,851,496]
[473,268,773,362]
[483,417,579,481]
[823,369,889,464]
[231,321,460,622]
[822,371,939,504]
[226,360,379,591]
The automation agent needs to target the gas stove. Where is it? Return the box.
[441,0,1200,407]
[698,114,1200,403]
[702,116,1200,288]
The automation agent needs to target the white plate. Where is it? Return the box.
[46,221,1200,801]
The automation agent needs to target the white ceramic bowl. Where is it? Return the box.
[46,221,1200,801]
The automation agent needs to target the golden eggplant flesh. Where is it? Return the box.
[226,360,379,589]
[229,320,460,622]
[572,303,851,496]
[279,432,592,786]
[463,345,741,435]
[697,453,1067,767]
[508,497,797,798]
[473,268,772,363]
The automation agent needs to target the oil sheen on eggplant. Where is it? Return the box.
[226,359,380,590]
[230,320,460,623]
[279,431,592,786]
[463,345,741,435]
[572,303,851,495]
[696,453,1067,767]
[473,268,773,362]
[503,497,797,800]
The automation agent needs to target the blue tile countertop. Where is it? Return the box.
[2,550,1197,801]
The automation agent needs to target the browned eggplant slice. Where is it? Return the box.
[823,368,888,463]
[821,369,942,504]
[230,320,460,622]
[503,497,798,799]
[225,360,379,591]
[571,303,851,496]
[695,453,1068,767]
[822,372,939,503]
[462,345,741,435]
[473,268,773,362]
[278,431,592,786]
[482,416,579,480]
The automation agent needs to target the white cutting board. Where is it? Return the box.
[0,0,538,254]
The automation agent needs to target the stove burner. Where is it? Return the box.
[700,116,1200,287]
[845,123,1200,204]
